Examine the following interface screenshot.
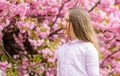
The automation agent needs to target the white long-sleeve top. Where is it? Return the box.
[57,39,100,76]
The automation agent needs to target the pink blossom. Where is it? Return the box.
[13,54,20,59]
[39,31,49,38]
[0,70,5,76]
[40,66,44,73]
[100,68,111,76]
[42,48,52,58]
[90,11,104,22]
[29,39,44,47]
[115,0,120,4]
[18,58,28,76]
[47,58,55,63]
[0,61,11,71]
[12,3,29,17]
[18,66,28,76]
[114,62,120,73]
[13,34,25,50]
[0,1,11,10]
[22,58,28,69]
[52,24,59,31]
[104,31,114,40]
[99,0,115,8]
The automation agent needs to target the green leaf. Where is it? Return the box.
[0,55,7,62]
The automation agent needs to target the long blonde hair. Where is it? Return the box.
[68,7,100,52]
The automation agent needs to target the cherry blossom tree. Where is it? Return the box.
[0,0,120,76]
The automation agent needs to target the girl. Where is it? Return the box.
[57,7,100,76]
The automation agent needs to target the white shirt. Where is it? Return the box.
[57,39,100,76]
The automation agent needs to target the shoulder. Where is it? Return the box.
[83,42,98,55]
[69,41,92,50]
[67,42,90,54]
[82,42,95,49]
[70,42,98,53]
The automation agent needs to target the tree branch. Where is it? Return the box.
[88,0,100,12]
[51,0,71,26]
[0,42,16,63]
[49,0,71,37]
[100,50,120,68]
[48,27,63,37]
[74,0,80,7]
[101,36,116,45]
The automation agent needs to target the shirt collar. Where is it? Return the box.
[68,38,80,45]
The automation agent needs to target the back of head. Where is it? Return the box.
[68,7,100,52]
